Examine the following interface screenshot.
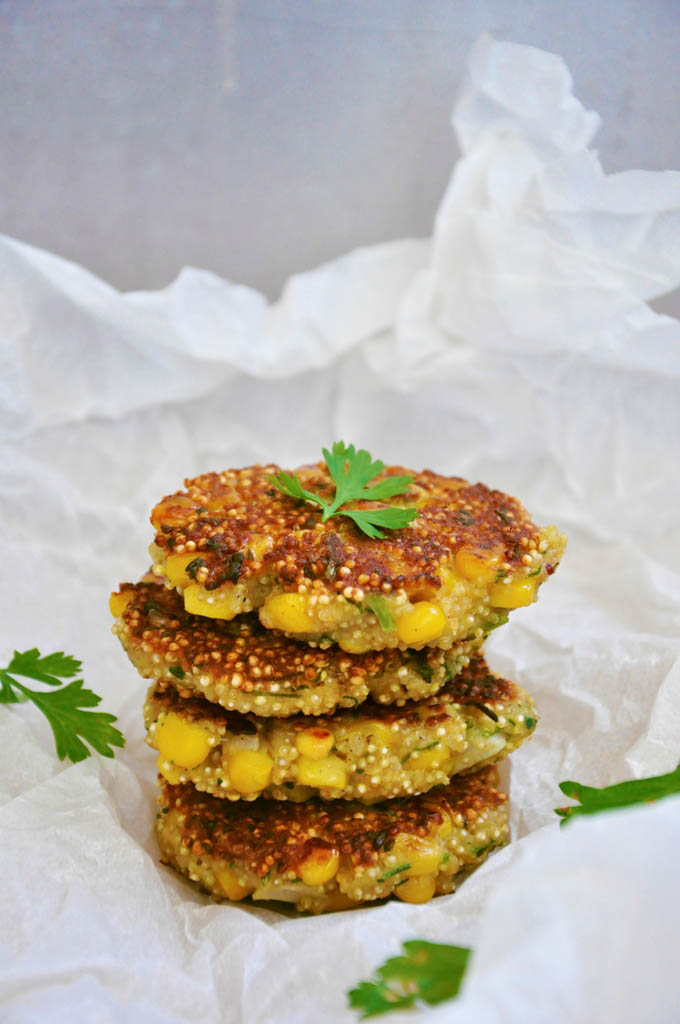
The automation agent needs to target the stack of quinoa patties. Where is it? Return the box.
[111,454,565,913]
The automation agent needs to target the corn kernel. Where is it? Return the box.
[109,590,134,618]
[489,579,536,609]
[406,743,447,771]
[157,754,184,784]
[215,866,252,901]
[247,533,273,560]
[392,836,441,876]
[150,495,196,530]
[298,846,340,886]
[156,712,212,769]
[165,553,201,587]
[297,755,347,790]
[184,583,242,620]
[454,547,502,584]
[324,892,359,912]
[396,602,447,645]
[296,728,334,760]
[395,874,437,904]
[263,593,316,633]
[438,814,454,839]
[227,749,274,794]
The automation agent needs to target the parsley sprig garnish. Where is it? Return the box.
[349,764,680,1017]
[348,940,471,1017]
[556,761,680,824]
[0,648,125,763]
[268,442,418,539]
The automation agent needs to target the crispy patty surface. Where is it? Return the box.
[156,765,508,912]
[148,462,566,652]
[111,580,482,716]
[145,655,536,803]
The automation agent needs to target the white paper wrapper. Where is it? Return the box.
[2,36,680,1024]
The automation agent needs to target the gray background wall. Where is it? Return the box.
[1,0,679,298]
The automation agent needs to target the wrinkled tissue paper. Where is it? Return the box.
[2,35,680,1024]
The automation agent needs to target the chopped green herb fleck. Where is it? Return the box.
[185,557,206,580]
[409,651,433,684]
[481,612,509,634]
[363,594,396,631]
[169,665,185,680]
[401,740,440,764]
[377,863,411,882]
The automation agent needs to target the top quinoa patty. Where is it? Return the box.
[149,462,566,653]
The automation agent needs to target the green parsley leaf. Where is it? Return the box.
[363,594,396,631]
[348,940,472,1018]
[556,763,680,825]
[0,648,125,763]
[268,442,418,539]
[7,648,81,686]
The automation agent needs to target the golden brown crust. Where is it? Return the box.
[158,766,505,876]
[150,464,553,595]
[149,654,517,730]
[112,579,481,714]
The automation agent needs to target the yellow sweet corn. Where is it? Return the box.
[109,590,134,618]
[296,728,335,760]
[227,749,274,794]
[406,742,447,771]
[392,836,441,876]
[489,578,536,609]
[156,712,212,769]
[296,755,347,790]
[156,753,184,784]
[183,583,243,619]
[165,553,201,587]
[395,874,437,904]
[263,593,316,633]
[396,602,447,645]
[298,846,340,887]
[215,865,252,901]
[454,547,502,584]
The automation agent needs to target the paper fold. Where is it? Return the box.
[2,34,679,1024]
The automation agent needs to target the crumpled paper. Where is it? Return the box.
[2,35,680,1024]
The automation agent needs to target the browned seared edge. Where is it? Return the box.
[150,465,551,596]
[159,766,506,877]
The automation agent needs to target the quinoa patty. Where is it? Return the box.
[149,462,566,652]
[156,765,508,913]
[111,580,482,717]
[145,655,536,803]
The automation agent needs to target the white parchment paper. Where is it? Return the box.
[2,36,680,1024]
